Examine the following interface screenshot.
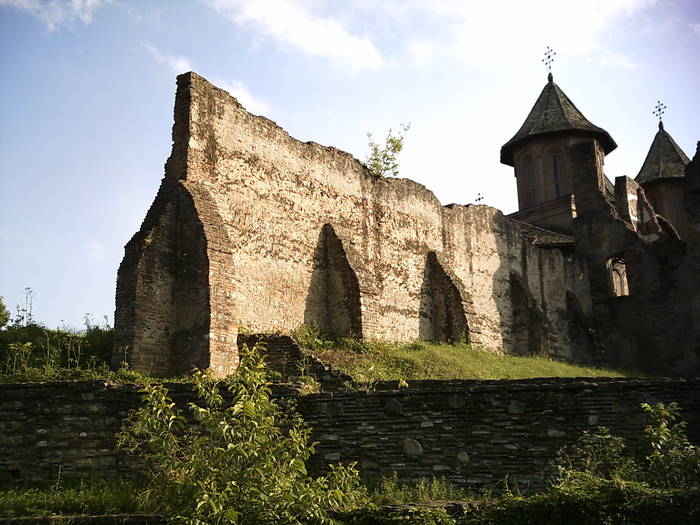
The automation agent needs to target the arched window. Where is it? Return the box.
[523,156,538,206]
[551,154,561,198]
[606,257,629,297]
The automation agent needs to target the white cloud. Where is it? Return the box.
[144,43,270,115]
[204,0,384,70]
[85,241,106,261]
[0,0,108,30]
[404,0,656,66]
[144,43,193,74]
[409,39,440,66]
[691,23,700,37]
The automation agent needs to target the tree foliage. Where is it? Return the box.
[118,343,366,524]
[554,402,700,490]
[0,296,9,329]
[365,123,410,177]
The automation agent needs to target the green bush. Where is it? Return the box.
[554,402,700,489]
[459,476,699,525]
[0,320,114,377]
[339,506,455,525]
[0,478,141,517]
[118,343,366,524]
[370,475,474,506]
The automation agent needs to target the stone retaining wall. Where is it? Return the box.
[1,378,698,491]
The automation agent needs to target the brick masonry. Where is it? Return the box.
[113,72,596,376]
[2,378,698,492]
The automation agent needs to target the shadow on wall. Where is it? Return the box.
[418,252,469,343]
[509,272,546,356]
[304,224,362,337]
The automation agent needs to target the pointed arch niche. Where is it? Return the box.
[418,252,469,344]
[304,224,362,337]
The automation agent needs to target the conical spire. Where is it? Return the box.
[500,76,617,166]
[635,122,690,184]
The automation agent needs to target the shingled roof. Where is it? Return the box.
[635,122,690,185]
[501,73,617,166]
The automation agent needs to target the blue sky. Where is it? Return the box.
[0,0,698,329]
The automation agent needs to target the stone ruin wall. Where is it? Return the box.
[115,72,595,375]
[3,378,699,491]
[568,141,700,376]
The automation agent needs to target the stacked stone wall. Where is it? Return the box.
[2,378,698,492]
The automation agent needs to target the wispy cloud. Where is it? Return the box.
[144,43,270,115]
[691,23,700,37]
[0,0,108,30]
[402,0,656,67]
[204,0,384,70]
[144,43,193,74]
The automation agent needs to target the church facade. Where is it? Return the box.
[113,71,699,377]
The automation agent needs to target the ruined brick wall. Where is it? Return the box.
[2,379,699,491]
[114,72,595,374]
[569,141,700,376]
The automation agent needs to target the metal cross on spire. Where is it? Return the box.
[653,100,667,121]
[653,100,667,130]
[542,46,556,80]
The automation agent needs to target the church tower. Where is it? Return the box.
[501,62,616,233]
[635,104,690,239]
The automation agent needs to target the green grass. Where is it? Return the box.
[293,325,636,382]
[0,478,143,517]
[369,475,476,506]
[0,363,191,384]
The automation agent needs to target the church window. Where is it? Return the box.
[552,155,561,198]
[606,257,629,297]
[525,157,538,206]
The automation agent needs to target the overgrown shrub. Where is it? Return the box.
[0,319,114,376]
[554,402,700,490]
[117,343,366,524]
[370,475,474,506]
[0,478,141,517]
[459,477,699,525]
[339,506,455,525]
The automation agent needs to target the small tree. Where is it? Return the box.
[118,343,365,524]
[0,296,9,329]
[554,402,700,490]
[365,123,410,177]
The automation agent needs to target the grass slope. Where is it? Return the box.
[293,327,636,382]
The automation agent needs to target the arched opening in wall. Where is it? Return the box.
[509,273,545,356]
[606,257,630,297]
[419,252,469,344]
[303,224,362,337]
[656,215,681,240]
[169,190,212,375]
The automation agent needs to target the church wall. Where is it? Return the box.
[643,179,689,239]
[569,141,700,376]
[184,73,595,364]
[114,73,597,374]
